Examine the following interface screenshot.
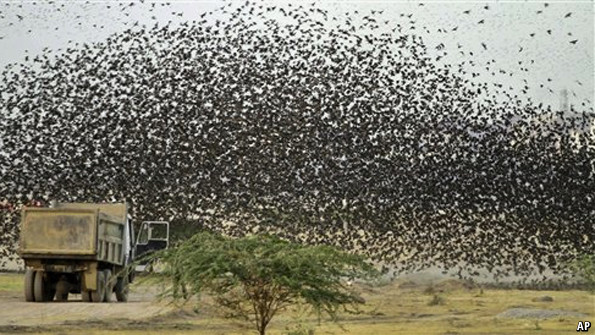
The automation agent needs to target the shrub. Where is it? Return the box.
[152,232,379,335]
[568,254,595,292]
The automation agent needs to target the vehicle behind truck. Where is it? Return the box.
[18,202,169,303]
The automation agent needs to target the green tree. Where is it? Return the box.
[153,232,378,335]
[568,254,595,292]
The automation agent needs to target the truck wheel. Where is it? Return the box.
[34,271,50,302]
[91,271,105,303]
[24,269,35,302]
[56,291,68,302]
[55,278,70,302]
[115,274,129,302]
[82,290,92,302]
[103,270,113,302]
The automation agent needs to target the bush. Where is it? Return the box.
[428,294,446,306]
[568,254,595,292]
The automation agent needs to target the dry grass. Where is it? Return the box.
[0,272,592,335]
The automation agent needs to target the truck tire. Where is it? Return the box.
[103,270,113,302]
[82,290,92,302]
[24,269,35,302]
[91,271,105,303]
[34,270,51,302]
[55,278,70,302]
[115,274,129,302]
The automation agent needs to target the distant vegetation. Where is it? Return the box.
[568,254,595,292]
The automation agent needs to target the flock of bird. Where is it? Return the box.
[0,1,593,284]
[0,0,181,34]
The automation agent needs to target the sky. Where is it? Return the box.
[0,1,592,276]
[0,0,593,109]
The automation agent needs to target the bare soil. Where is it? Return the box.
[0,282,174,328]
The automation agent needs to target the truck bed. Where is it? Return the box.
[19,208,126,266]
[20,209,97,256]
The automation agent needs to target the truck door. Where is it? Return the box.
[135,221,169,261]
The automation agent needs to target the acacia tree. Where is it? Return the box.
[153,232,378,335]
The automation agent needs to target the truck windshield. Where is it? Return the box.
[149,224,168,241]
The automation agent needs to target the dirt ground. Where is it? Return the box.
[0,281,173,328]
[0,272,593,335]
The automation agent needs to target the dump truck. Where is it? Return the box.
[18,202,169,303]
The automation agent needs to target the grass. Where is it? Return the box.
[428,294,446,306]
[0,272,23,292]
[1,272,593,335]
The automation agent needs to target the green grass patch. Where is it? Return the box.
[0,272,22,292]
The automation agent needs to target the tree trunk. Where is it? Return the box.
[258,314,267,335]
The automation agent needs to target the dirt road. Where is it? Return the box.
[0,282,174,327]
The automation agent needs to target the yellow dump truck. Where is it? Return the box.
[18,202,169,303]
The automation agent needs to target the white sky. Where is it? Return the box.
[0,0,593,109]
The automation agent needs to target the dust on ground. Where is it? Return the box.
[0,279,175,328]
[496,308,587,319]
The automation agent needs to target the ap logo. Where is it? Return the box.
[577,321,591,332]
